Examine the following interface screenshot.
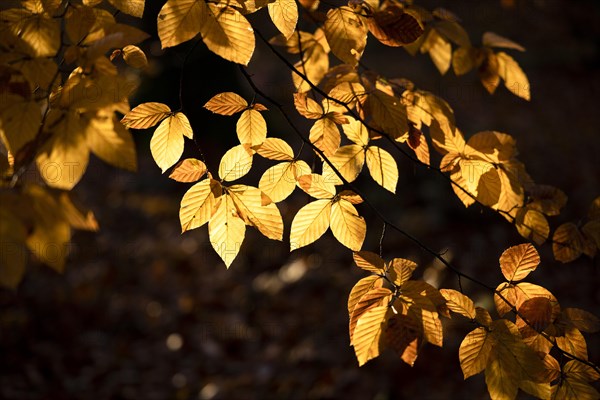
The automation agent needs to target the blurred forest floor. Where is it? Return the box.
[1,0,599,399]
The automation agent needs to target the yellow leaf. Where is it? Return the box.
[58,192,99,232]
[518,297,553,333]
[353,251,385,274]
[122,45,148,68]
[342,117,369,146]
[366,146,398,193]
[237,109,267,146]
[499,243,540,282]
[349,287,392,341]
[293,93,323,119]
[561,308,600,333]
[157,0,205,48]
[228,185,284,240]
[450,167,476,207]
[201,4,255,65]
[290,199,332,250]
[296,173,336,199]
[2,9,60,57]
[150,113,191,172]
[24,185,72,273]
[528,184,567,217]
[457,158,501,207]
[292,42,329,92]
[553,374,600,400]
[327,82,367,110]
[36,112,90,190]
[204,92,248,116]
[421,29,452,75]
[483,32,525,52]
[324,6,367,66]
[452,46,477,76]
[10,57,58,90]
[121,102,172,129]
[383,313,423,366]
[429,120,465,155]
[268,0,298,39]
[515,208,549,245]
[353,305,388,366]
[169,158,207,183]
[348,275,384,315]
[386,258,418,287]
[464,131,516,163]
[485,356,519,400]
[496,166,525,219]
[309,118,341,157]
[208,193,245,267]
[366,5,424,47]
[340,190,363,204]
[494,282,518,317]
[497,52,530,101]
[322,144,365,185]
[218,144,253,182]
[180,178,221,232]
[562,359,600,382]
[330,199,366,251]
[459,327,494,379]
[253,137,294,161]
[86,111,137,171]
[0,95,41,153]
[407,126,430,166]
[259,160,310,203]
[365,89,409,140]
[440,289,476,319]
[108,0,145,17]
[475,306,493,328]
[553,222,584,263]
[400,282,444,346]
[556,328,588,361]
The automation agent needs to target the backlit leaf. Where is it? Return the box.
[353,251,385,274]
[367,5,424,47]
[201,4,255,65]
[366,146,398,193]
[440,289,475,319]
[86,111,137,171]
[208,193,245,267]
[109,0,145,18]
[366,89,409,141]
[180,178,221,232]
[259,160,310,203]
[121,102,171,129]
[386,258,417,287]
[237,109,267,146]
[293,93,323,119]
[515,208,549,245]
[353,305,388,366]
[499,243,540,282]
[324,6,368,66]
[483,32,525,52]
[309,118,341,157]
[459,327,494,379]
[0,95,41,153]
[322,144,365,185]
[122,45,148,68]
[518,297,552,333]
[421,29,451,75]
[330,199,366,251]
[204,92,248,115]
[218,144,253,182]
[556,328,588,361]
[254,137,294,161]
[157,0,205,48]
[150,112,192,172]
[342,117,369,146]
[169,158,207,183]
[268,0,298,39]
[297,173,336,199]
[495,283,517,317]
[228,185,284,240]
[348,275,384,315]
[290,199,332,251]
[552,222,584,263]
[561,308,600,333]
[497,52,530,101]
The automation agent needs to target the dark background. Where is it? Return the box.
[1,0,599,399]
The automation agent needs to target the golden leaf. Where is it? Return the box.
[494,282,518,317]
[258,160,311,203]
[10,57,58,90]
[459,327,494,379]
[292,41,329,92]
[108,0,145,18]
[366,5,424,47]
[475,306,493,328]
[218,144,253,182]
[366,89,409,140]
[236,109,267,146]
[349,287,392,341]
[309,118,341,157]
[324,6,368,66]
[452,46,477,76]
[407,125,430,165]
[290,199,332,250]
[353,305,388,366]
[0,95,41,153]
[556,328,588,361]
[122,45,148,68]
[150,112,192,172]
[383,313,423,366]
[169,158,207,183]
[268,0,298,39]
[348,275,384,315]
[353,251,385,274]
[421,29,452,75]
[2,9,60,57]
[86,111,137,171]
[429,120,465,155]
[340,190,363,204]
[499,243,540,282]
[561,308,600,333]
[483,32,525,52]
[528,184,568,217]
[386,258,418,287]
[201,4,255,65]
[457,158,501,207]
[121,102,172,129]
[157,0,205,48]
[180,178,221,232]
[204,92,249,115]
[327,82,367,110]
[253,137,294,161]
[552,364,600,400]
[479,50,501,94]
[485,356,519,400]
[515,208,549,245]
[518,297,553,333]
[293,93,323,119]
[552,222,584,263]
[464,131,516,163]
[208,193,246,267]
[495,166,525,219]
[330,199,366,251]
[497,52,530,101]
[342,117,369,146]
[296,173,336,199]
[440,289,476,319]
[58,193,99,232]
[400,282,444,346]
[228,185,284,240]
[365,145,398,193]
[322,144,365,185]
